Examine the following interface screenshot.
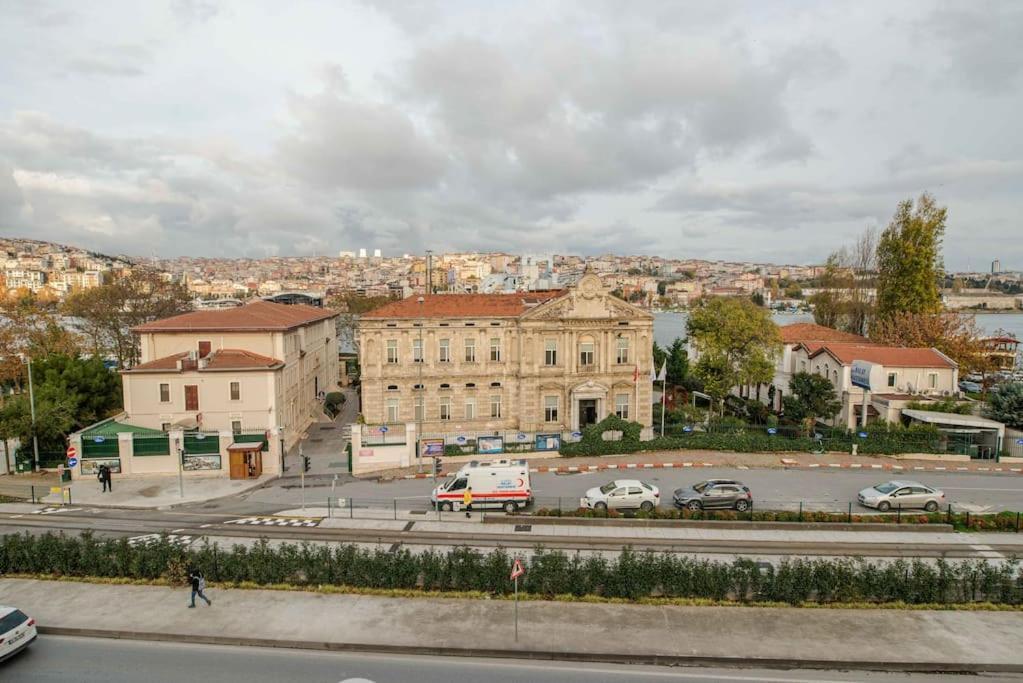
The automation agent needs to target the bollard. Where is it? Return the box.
[947,503,952,525]
[1016,511,1020,533]
[966,511,970,528]
[847,502,852,524]
[748,498,753,522]
[798,501,803,523]
[394,499,397,520]
[212,545,219,581]
[350,497,354,519]
[30,485,35,504]
[558,497,562,515]
[897,504,901,524]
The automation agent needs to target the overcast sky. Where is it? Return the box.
[0,1,1020,269]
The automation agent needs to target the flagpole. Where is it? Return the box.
[660,376,666,436]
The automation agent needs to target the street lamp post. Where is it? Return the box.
[416,295,425,474]
[177,441,185,498]
[23,355,40,473]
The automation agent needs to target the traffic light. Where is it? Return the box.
[433,458,442,475]
[302,455,311,473]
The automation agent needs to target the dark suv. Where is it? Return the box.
[673,479,753,512]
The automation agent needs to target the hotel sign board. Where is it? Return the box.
[851,360,878,390]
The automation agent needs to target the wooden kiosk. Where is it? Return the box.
[227,442,263,480]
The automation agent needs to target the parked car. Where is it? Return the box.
[958,380,982,393]
[0,606,37,663]
[673,479,753,511]
[857,480,945,512]
[581,479,660,511]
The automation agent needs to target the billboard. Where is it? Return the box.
[535,433,561,451]
[420,438,444,457]
[478,436,504,454]
[851,360,878,390]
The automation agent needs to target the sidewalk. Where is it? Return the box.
[2,578,1020,672]
[40,473,274,508]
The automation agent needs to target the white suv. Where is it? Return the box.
[581,479,660,512]
[0,606,37,662]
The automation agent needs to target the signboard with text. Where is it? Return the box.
[478,436,504,455]
[851,360,877,390]
[420,439,444,457]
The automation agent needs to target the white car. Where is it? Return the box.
[0,606,37,662]
[581,479,660,511]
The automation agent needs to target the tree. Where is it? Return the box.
[31,354,122,430]
[656,281,668,296]
[687,298,781,412]
[871,311,992,375]
[665,338,688,386]
[782,372,842,435]
[327,292,398,356]
[986,383,1023,429]
[751,292,765,307]
[63,270,192,368]
[0,392,75,451]
[810,228,876,335]
[0,292,82,389]
[874,193,946,324]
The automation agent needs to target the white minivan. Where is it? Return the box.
[432,459,533,513]
[0,606,37,662]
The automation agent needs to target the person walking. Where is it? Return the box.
[188,568,212,608]
[463,486,473,519]
[98,464,112,493]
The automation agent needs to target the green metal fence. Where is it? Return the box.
[132,434,170,456]
[82,436,119,458]
[233,432,268,451]
[184,432,220,455]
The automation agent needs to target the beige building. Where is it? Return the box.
[124,300,339,450]
[358,273,655,440]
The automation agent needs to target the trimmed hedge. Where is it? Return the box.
[531,508,1023,532]
[1,532,1021,605]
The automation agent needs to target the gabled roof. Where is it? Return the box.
[81,419,164,437]
[801,342,956,368]
[124,349,284,373]
[361,291,567,319]
[779,323,869,344]
[133,300,336,333]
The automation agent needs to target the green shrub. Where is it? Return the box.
[1,532,1020,606]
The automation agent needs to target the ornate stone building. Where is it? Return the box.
[358,273,654,437]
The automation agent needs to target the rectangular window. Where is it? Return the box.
[545,339,557,366]
[159,383,170,403]
[615,393,630,419]
[184,385,199,411]
[231,420,242,434]
[928,372,938,389]
[544,395,559,423]
[439,339,450,363]
[464,338,476,363]
[887,372,897,387]
[412,338,423,363]
[386,398,400,423]
[198,340,211,358]
[161,422,171,432]
[490,337,501,362]
[490,395,502,418]
[229,381,240,401]
[580,342,595,366]
[414,396,424,422]
[800,360,807,371]
[439,398,451,421]
[464,398,475,420]
[616,337,629,364]
[386,339,398,364]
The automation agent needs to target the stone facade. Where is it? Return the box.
[358,274,654,437]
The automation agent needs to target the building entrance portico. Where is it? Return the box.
[570,381,608,432]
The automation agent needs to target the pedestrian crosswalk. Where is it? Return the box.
[225,516,322,527]
[31,506,81,515]
[126,533,193,548]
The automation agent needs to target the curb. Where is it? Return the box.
[489,517,956,532]
[399,461,1023,479]
[34,626,1023,674]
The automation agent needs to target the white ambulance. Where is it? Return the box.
[431,459,533,513]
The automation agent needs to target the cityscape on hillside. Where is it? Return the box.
[4,237,1023,313]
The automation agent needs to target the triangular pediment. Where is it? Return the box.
[521,274,654,321]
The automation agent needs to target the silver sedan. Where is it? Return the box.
[857,480,945,512]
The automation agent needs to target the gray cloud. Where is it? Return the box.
[922,2,1023,94]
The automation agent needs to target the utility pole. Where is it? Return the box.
[23,355,39,473]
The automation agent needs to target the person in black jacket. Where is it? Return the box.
[188,568,212,608]
[98,465,112,493]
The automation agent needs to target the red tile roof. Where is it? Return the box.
[133,300,335,333]
[125,349,283,373]
[361,291,567,319]
[779,323,869,344]
[805,342,956,368]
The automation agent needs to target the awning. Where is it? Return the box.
[226,442,264,452]
[901,409,1005,436]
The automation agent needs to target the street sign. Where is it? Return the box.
[455,435,466,444]
[682,426,693,433]
[510,558,525,580]
[66,445,78,459]
[858,432,868,439]
[67,457,78,468]
[767,428,777,435]
[1016,438,1023,446]
[92,436,105,444]
[380,426,389,433]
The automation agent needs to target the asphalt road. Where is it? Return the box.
[249,467,1023,513]
[1,636,1000,683]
